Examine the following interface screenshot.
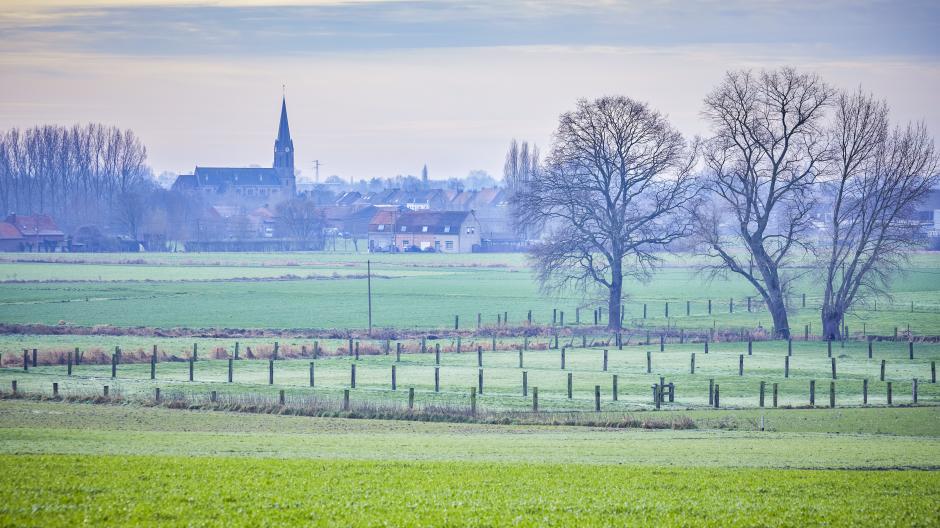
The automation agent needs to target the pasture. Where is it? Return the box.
[1,250,939,526]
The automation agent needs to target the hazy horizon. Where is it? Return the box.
[1,0,938,183]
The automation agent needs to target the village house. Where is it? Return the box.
[0,213,65,251]
[368,210,481,253]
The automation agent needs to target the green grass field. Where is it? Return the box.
[0,401,938,526]
[1,251,939,333]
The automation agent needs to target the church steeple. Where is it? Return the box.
[274,97,294,193]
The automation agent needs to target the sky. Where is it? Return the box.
[0,0,938,184]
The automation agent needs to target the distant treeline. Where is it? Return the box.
[0,123,150,229]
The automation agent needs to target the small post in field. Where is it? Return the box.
[279,389,285,405]
[863,378,868,405]
[748,339,752,356]
[690,352,695,374]
[567,372,573,399]
[594,385,601,411]
[518,349,523,369]
[809,380,815,406]
[210,390,217,403]
[708,378,714,406]
[267,359,273,385]
[612,375,618,401]
[189,357,194,382]
[759,381,765,407]
[470,387,477,416]
[868,340,873,359]
[309,362,315,387]
[435,344,440,365]
[154,387,161,403]
[739,354,744,376]
[477,346,483,367]
[350,363,356,388]
[532,387,538,412]
[827,339,832,358]
[522,371,527,396]
[887,381,893,405]
[234,341,239,360]
[646,351,651,374]
[150,353,156,380]
[408,387,414,410]
[396,342,401,362]
[659,334,664,352]
[111,354,117,379]
[831,358,837,379]
[785,356,789,378]
[830,382,835,408]
[227,358,233,383]
[434,367,440,392]
[343,389,349,411]
[704,340,709,354]
[931,361,935,383]
[603,349,608,371]
[772,383,778,408]
[880,360,886,382]
[53,382,58,397]
[912,378,918,404]
[560,347,566,370]
[67,353,72,377]
[103,385,109,397]
[11,380,16,394]
[391,365,396,391]
[713,384,720,408]
[909,341,914,360]
[478,368,483,395]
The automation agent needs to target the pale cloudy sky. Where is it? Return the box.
[0,0,938,183]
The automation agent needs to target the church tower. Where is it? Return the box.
[274,96,296,195]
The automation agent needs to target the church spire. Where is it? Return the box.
[274,95,294,175]
[276,95,291,144]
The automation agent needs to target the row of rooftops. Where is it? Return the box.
[333,187,507,210]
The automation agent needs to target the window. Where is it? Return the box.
[434,241,440,248]
[377,224,385,231]
[422,226,429,232]
[445,241,454,250]
[443,225,451,233]
[402,240,410,247]
[400,225,407,232]
[466,226,475,234]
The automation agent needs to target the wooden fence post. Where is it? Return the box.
[11,380,16,394]
[150,353,156,380]
[759,381,765,407]
[594,385,601,411]
[932,361,936,384]
[665,302,669,318]
[154,387,161,403]
[788,338,792,356]
[785,356,789,378]
[612,375,618,401]
[273,342,279,361]
[887,381,892,406]
[603,349,608,371]
[880,360,886,381]
[268,359,273,385]
[103,385,109,397]
[234,341,239,360]
[211,390,217,403]
[713,384,719,408]
[646,351,651,374]
[343,389,349,411]
[396,342,401,362]
[831,358,837,379]
[809,380,815,406]
[355,341,359,361]
[708,378,714,406]
[435,344,440,365]
[772,383,778,408]
[687,300,691,316]
[827,339,832,358]
[492,336,497,351]
[659,334,664,352]
[561,347,566,370]
[708,299,712,314]
[227,358,233,383]
[829,381,835,408]
[863,378,868,405]
[748,339,753,356]
[533,387,539,412]
[567,372,573,399]
[477,346,483,367]
[912,378,918,404]
[704,340,709,354]
[470,387,476,416]
[456,336,461,354]
[189,357,194,382]
[111,354,117,379]
[868,340,873,359]
[690,352,695,374]
[67,354,72,377]
[310,362,315,387]
[739,354,744,376]
[455,315,459,330]
[478,368,483,395]
[434,367,440,392]
[909,341,914,360]
[32,348,38,367]
[408,387,414,410]
[391,365,397,391]
[518,349,523,369]
[522,371,528,396]
[193,343,198,362]
[53,382,58,397]
[350,364,356,388]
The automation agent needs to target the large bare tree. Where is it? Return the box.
[514,96,698,330]
[819,90,938,339]
[698,68,832,339]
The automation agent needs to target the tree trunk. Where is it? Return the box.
[608,274,622,331]
[765,289,791,340]
[821,306,842,341]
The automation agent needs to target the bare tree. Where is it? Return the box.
[504,138,540,239]
[698,68,832,339]
[514,96,698,330]
[819,90,938,339]
[276,198,325,250]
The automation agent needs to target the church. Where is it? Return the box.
[172,97,297,202]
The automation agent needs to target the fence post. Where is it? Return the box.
[421,337,426,353]
[708,299,712,314]
[350,364,356,388]
[211,390,217,403]
[268,359,273,385]
[561,347,566,370]
[594,385,601,411]
[193,343,198,362]
[829,382,835,408]
[408,387,414,410]
[713,384,719,408]
[659,334,664,352]
[456,336,461,354]
[880,360,886,381]
[809,380,815,406]
[603,349,608,371]
[343,389,349,411]
[887,381,892,405]
[103,385,109,397]
[831,358,837,380]
[788,338,792,356]
[396,342,401,362]
[533,387,538,412]
[863,378,868,405]
[11,380,16,394]
[690,353,695,374]
[785,356,789,378]
[805,325,809,341]
[687,300,691,316]
[53,382,58,397]
[708,378,714,406]
[477,346,483,367]
[470,387,477,415]
[611,374,618,401]
[646,351,651,374]
[827,339,832,358]
[150,353,156,380]
[227,358,233,383]
[909,341,914,360]
[932,361,936,384]
[704,340,709,354]
[567,372,573,399]
[739,354,744,376]
[868,340,873,359]
[492,336,497,351]
[234,341,239,360]
[154,387,161,403]
[522,371,527,396]
[772,383,778,408]
[912,378,918,404]
[434,367,440,392]
[665,302,669,318]
[274,342,279,361]
[111,354,117,379]
[560,311,564,326]
[355,341,359,361]
[435,344,440,365]
[391,365,397,391]
[747,339,752,356]
[759,381,765,407]
[189,357,194,382]
[519,349,523,369]
[455,315,459,330]
[67,353,72,377]
[729,298,733,313]
[478,368,483,395]
[310,362,315,387]
[32,348,37,367]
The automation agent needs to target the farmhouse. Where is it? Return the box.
[0,213,65,251]
[368,210,481,253]
[171,97,297,203]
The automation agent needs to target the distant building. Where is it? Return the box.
[172,97,297,203]
[368,210,481,253]
[0,213,65,252]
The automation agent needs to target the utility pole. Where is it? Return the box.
[312,160,322,183]
[367,259,373,335]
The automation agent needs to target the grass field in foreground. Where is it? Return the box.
[0,401,938,526]
[1,251,938,333]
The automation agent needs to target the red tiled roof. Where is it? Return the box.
[0,222,23,240]
[3,214,63,237]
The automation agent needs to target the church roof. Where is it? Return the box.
[193,167,282,187]
[277,96,291,143]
